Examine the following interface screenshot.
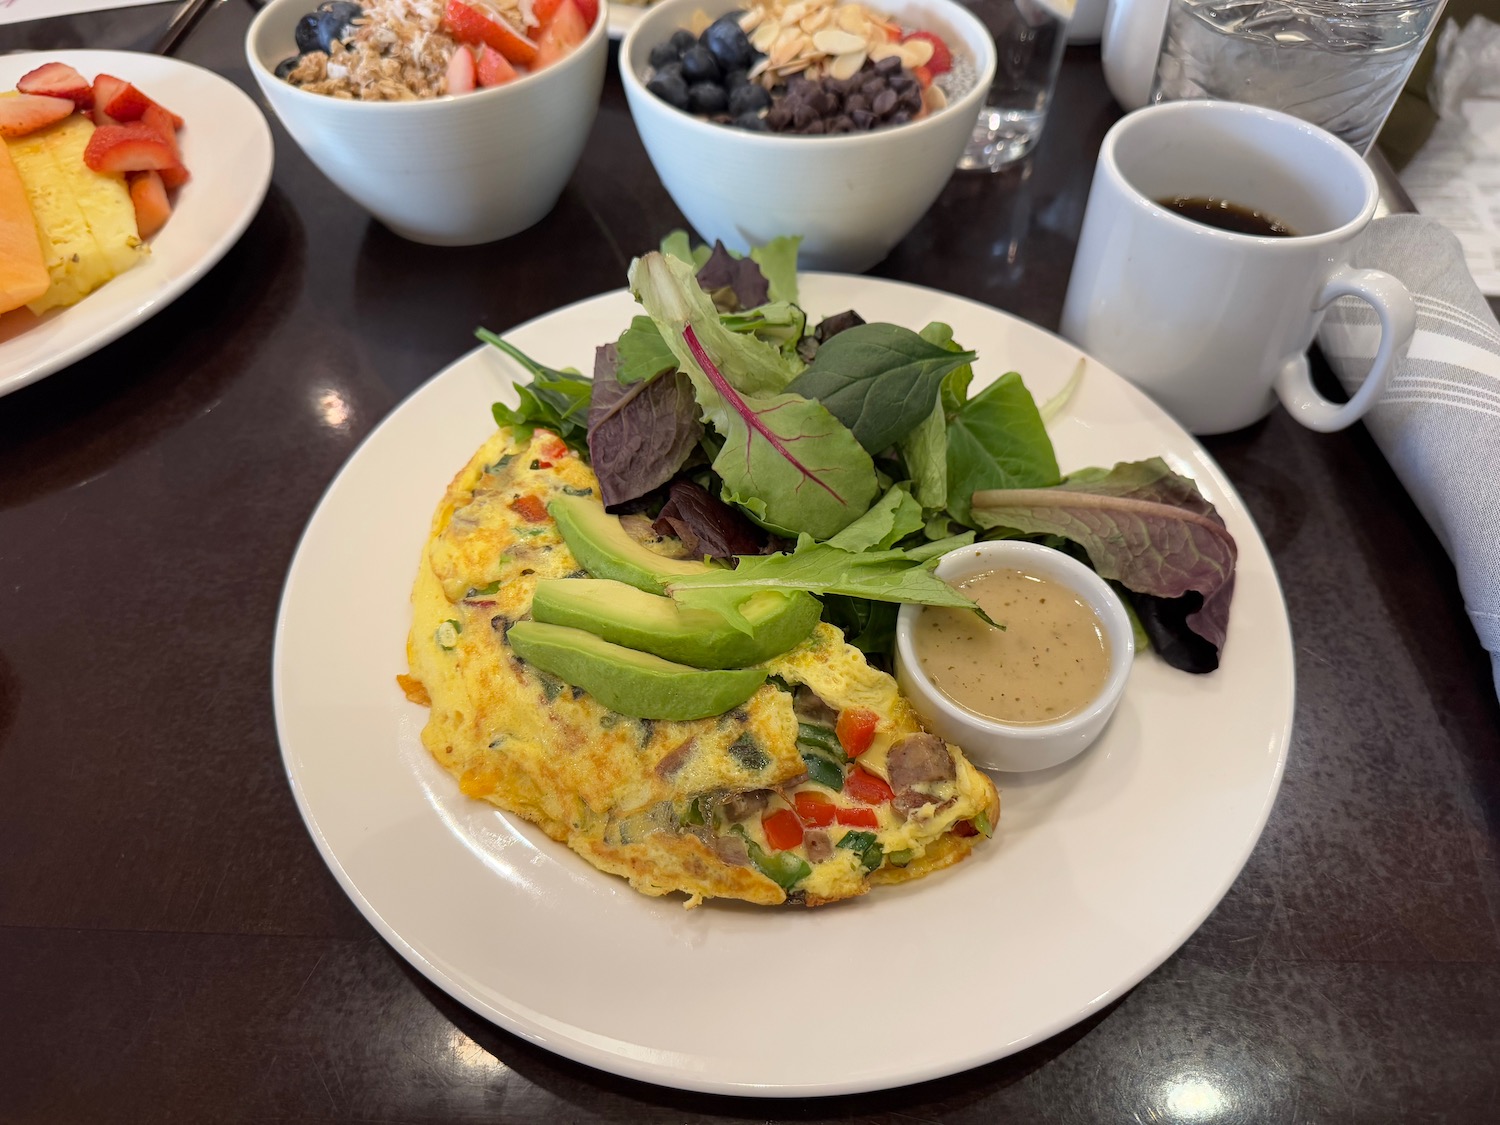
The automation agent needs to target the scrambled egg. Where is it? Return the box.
[403,428,999,907]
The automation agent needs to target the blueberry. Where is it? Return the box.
[734,111,768,131]
[679,45,721,84]
[315,6,361,52]
[647,71,691,111]
[274,55,299,79]
[655,61,684,84]
[723,68,749,90]
[316,1,361,19]
[687,81,728,115]
[648,39,683,69]
[702,16,753,71]
[294,13,323,54]
[669,29,698,55]
[727,83,770,116]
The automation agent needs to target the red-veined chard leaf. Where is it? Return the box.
[631,252,877,539]
[683,324,878,540]
[585,343,702,508]
[787,323,976,455]
[946,371,1061,526]
[970,458,1237,658]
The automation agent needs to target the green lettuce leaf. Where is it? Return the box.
[615,315,680,385]
[826,483,924,552]
[749,235,801,305]
[898,398,947,508]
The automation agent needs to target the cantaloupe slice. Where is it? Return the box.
[0,141,49,315]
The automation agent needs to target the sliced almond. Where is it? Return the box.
[899,37,934,67]
[827,48,867,80]
[774,58,812,75]
[811,27,866,54]
[739,9,764,32]
[869,41,901,61]
[771,29,809,66]
[781,1,808,23]
[751,21,781,52]
[836,5,868,32]
[800,8,831,32]
[923,83,947,112]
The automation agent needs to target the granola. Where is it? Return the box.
[287,0,527,100]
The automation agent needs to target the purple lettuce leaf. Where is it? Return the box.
[969,458,1238,659]
[652,479,770,562]
[586,343,703,508]
[695,241,770,312]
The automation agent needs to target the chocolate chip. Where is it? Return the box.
[898,87,922,112]
[873,88,898,117]
[862,76,887,98]
[792,102,819,129]
[766,102,792,129]
[828,114,854,133]
[851,108,876,129]
[813,90,839,115]
[875,55,902,75]
[844,93,868,114]
[802,119,826,134]
[888,109,912,125]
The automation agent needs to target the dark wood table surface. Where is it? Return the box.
[4,2,1499,1121]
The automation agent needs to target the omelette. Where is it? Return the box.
[402,427,1000,907]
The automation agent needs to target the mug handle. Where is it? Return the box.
[1273,265,1416,433]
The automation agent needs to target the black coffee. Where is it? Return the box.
[1159,196,1297,237]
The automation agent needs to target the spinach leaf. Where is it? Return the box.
[585,344,702,507]
[480,329,592,447]
[826,483,924,552]
[820,595,899,658]
[945,372,1061,526]
[788,323,976,454]
[615,316,679,385]
[969,458,1237,662]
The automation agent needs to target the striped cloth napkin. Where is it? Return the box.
[1317,213,1500,697]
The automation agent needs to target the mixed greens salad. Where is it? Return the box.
[482,233,1238,673]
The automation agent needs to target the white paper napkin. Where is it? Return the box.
[0,0,173,29]
[1317,213,1500,697]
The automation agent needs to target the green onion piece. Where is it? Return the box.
[837,830,877,853]
[974,810,993,838]
[465,581,501,597]
[434,620,462,650]
[732,825,809,891]
[679,797,705,827]
[887,848,916,868]
[796,723,840,755]
[799,747,844,792]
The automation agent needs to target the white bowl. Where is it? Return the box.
[246,0,609,245]
[619,0,997,273]
[895,541,1136,773]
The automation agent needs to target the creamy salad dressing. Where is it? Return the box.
[913,568,1110,724]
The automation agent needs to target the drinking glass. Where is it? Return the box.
[1150,0,1448,154]
[958,0,1072,171]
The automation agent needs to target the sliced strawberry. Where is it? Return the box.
[91,74,128,123]
[475,45,518,87]
[128,170,171,238]
[17,62,93,109]
[913,64,933,89]
[82,122,182,174]
[141,105,190,189]
[533,0,587,68]
[93,73,185,128]
[573,0,598,29]
[903,30,952,75]
[0,93,76,138]
[530,0,563,27]
[445,44,477,95]
[444,0,538,66]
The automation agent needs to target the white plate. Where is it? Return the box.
[608,1,647,38]
[273,276,1294,1096]
[0,50,273,398]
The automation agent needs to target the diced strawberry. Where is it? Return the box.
[17,62,93,109]
[573,0,598,29]
[445,44,477,94]
[0,93,76,138]
[903,31,952,75]
[91,74,128,123]
[475,44,517,87]
[128,170,171,238]
[93,73,184,128]
[531,0,563,27]
[533,0,587,68]
[82,122,182,174]
[141,105,190,189]
[444,1,538,66]
[913,64,933,89]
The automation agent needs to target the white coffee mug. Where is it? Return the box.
[1060,100,1415,436]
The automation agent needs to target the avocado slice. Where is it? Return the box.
[507,620,766,721]
[531,578,820,669]
[549,494,713,595]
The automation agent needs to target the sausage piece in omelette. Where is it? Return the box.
[402,427,1000,907]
